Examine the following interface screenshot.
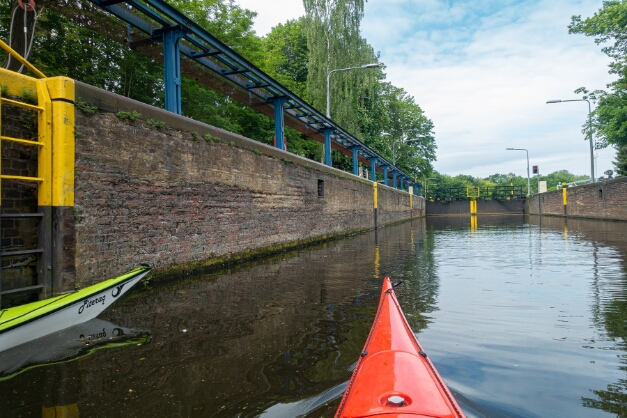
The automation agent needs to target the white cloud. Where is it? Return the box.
[234,0,305,36]
[236,0,617,178]
[363,0,617,178]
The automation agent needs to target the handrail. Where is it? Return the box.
[0,97,42,111]
[0,39,46,79]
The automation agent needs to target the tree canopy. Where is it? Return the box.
[0,0,436,180]
[569,0,627,175]
[424,169,589,199]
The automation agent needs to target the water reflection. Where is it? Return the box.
[2,215,627,417]
[0,318,149,380]
[533,217,627,416]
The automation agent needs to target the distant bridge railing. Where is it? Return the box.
[428,186,526,201]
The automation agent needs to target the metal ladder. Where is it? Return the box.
[0,80,52,308]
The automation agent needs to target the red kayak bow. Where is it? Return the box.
[335,277,465,418]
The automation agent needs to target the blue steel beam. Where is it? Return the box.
[191,50,221,58]
[383,166,388,187]
[350,146,360,176]
[87,0,415,181]
[370,158,377,182]
[162,27,185,114]
[322,128,334,167]
[272,97,288,151]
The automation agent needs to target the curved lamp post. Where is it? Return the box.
[546,99,594,182]
[506,148,530,196]
[327,63,380,118]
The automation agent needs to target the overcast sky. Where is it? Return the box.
[234,0,616,179]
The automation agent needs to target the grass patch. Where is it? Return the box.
[19,87,37,104]
[75,101,98,116]
[147,118,166,129]
[115,110,140,121]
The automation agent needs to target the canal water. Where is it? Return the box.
[2,215,627,417]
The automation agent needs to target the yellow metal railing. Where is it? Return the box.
[0,77,52,207]
[0,38,75,303]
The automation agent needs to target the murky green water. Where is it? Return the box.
[2,215,627,417]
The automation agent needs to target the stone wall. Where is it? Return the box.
[72,83,421,286]
[426,199,526,215]
[528,176,627,221]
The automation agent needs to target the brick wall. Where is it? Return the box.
[426,199,525,215]
[72,84,421,287]
[528,176,627,221]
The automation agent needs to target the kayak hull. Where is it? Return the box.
[335,278,465,418]
[0,266,150,352]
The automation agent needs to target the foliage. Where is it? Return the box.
[0,0,436,179]
[260,18,309,98]
[302,0,436,178]
[146,118,166,129]
[569,1,627,175]
[19,87,37,104]
[371,84,436,178]
[168,0,262,62]
[75,101,98,116]
[115,110,140,122]
[303,0,379,133]
[427,170,589,197]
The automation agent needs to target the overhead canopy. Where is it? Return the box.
[40,0,415,181]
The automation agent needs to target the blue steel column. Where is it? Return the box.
[322,128,334,167]
[163,29,186,114]
[350,146,359,175]
[383,166,388,186]
[393,172,398,189]
[271,97,288,150]
[400,177,404,191]
[370,158,377,182]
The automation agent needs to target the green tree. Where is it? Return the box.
[261,18,309,98]
[373,84,436,178]
[168,0,263,62]
[303,0,381,135]
[569,1,627,175]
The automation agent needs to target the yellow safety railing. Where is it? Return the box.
[1,37,75,303]
[0,59,52,208]
[466,186,480,199]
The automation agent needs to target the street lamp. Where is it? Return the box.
[546,99,594,182]
[424,177,436,198]
[326,63,380,118]
[506,148,530,196]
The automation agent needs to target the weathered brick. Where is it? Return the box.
[73,110,424,287]
[529,177,627,221]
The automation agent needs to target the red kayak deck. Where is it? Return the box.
[335,278,465,418]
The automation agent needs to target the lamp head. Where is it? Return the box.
[506,148,515,150]
[546,100,562,104]
[362,63,380,68]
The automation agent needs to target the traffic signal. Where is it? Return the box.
[533,165,538,175]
